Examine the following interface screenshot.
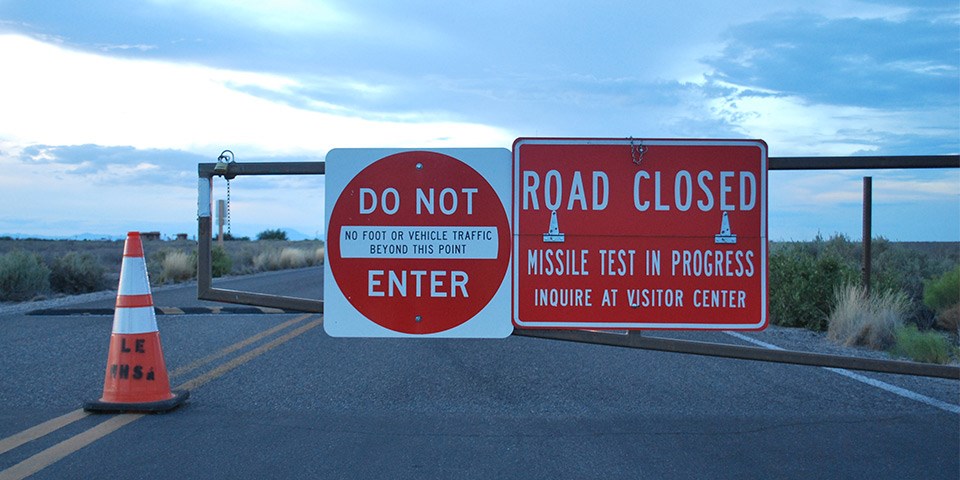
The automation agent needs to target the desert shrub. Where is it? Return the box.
[257,229,288,241]
[890,325,953,364]
[818,233,860,260]
[827,284,908,350]
[158,251,195,283]
[0,250,50,301]
[314,247,325,264]
[871,240,956,329]
[924,267,960,333]
[772,235,957,329]
[924,266,959,313]
[218,233,250,241]
[769,242,858,331]
[935,305,959,337]
[211,246,232,277]
[219,242,258,274]
[50,251,107,294]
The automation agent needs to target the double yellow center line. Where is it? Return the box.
[0,313,322,480]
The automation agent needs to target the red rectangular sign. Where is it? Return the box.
[513,138,768,330]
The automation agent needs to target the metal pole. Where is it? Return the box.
[217,199,226,247]
[862,176,872,296]
[197,177,213,296]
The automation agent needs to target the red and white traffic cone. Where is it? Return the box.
[84,232,188,413]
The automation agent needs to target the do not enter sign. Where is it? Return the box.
[324,149,513,337]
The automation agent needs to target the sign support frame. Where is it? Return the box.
[195,154,960,379]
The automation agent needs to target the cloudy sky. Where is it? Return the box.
[0,0,957,241]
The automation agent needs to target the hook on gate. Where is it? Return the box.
[629,137,646,166]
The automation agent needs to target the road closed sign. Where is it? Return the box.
[324,149,513,337]
[513,138,768,330]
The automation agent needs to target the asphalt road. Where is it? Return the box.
[1,267,957,479]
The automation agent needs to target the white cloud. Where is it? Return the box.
[710,94,877,155]
[0,34,513,157]
[874,175,960,201]
[707,84,955,156]
[809,0,913,21]
[148,0,357,33]
[887,60,958,76]
[770,170,960,210]
[97,43,158,52]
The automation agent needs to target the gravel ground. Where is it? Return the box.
[745,323,959,366]
[0,289,120,316]
[0,281,187,316]
[739,323,898,361]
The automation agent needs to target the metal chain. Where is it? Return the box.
[226,178,231,237]
[215,149,235,239]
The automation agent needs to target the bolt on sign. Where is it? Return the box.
[324,149,513,338]
[513,138,768,330]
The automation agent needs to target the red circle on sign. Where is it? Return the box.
[327,151,510,334]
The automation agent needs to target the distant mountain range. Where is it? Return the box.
[267,228,322,241]
[1,233,126,241]
[1,229,324,242]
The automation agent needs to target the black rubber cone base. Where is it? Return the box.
[84,390,189,414]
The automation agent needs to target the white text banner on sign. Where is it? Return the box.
[512,138,768,331]
[339,226,499,259]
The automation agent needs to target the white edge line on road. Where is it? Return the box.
[723,331,960,415]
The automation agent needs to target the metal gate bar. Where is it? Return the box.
[196,154,960,379]
[769,155,957,170]
[514,329,959,379]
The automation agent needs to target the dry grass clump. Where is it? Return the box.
[279,248,309,269]
[253,247,321,272]
[252,249,281,271]
[827,284,909,350]
[158,251,194,283]
[251,250,275,271]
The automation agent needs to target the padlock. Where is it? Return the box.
[214,150,234,176]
